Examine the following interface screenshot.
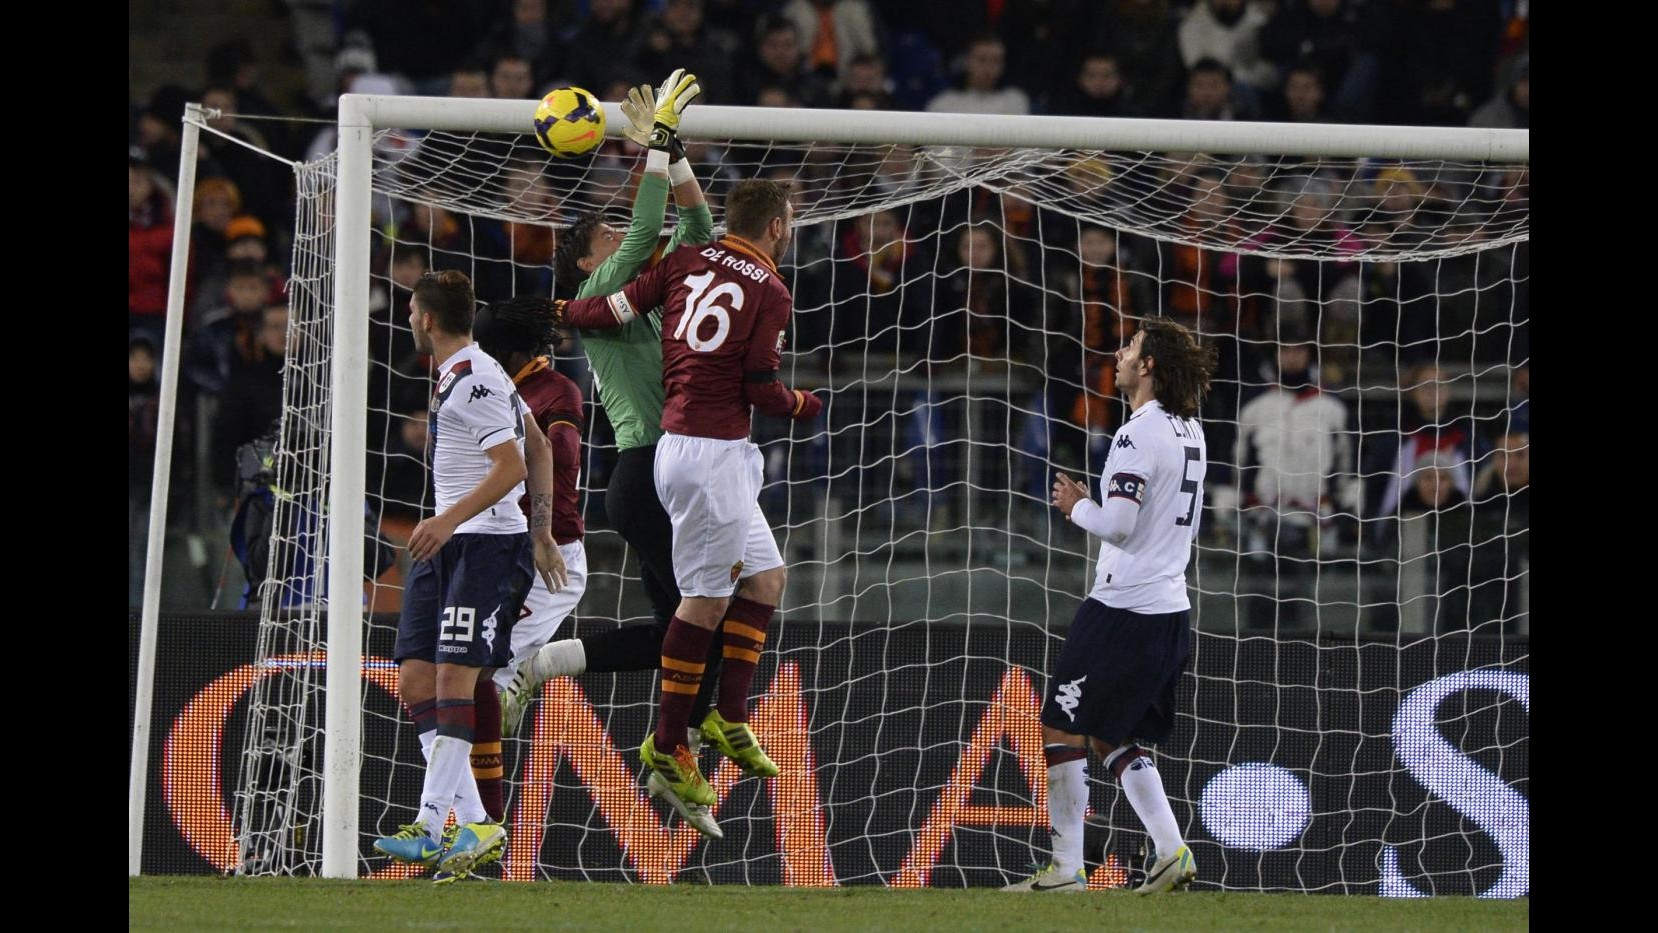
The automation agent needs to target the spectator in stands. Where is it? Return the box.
[489,52,536,99]
[135,85,191,176]
[448,61,491,98]
[326,32,380,110]
[1276,62,1328,122]
[130,333,163,605]
[997,0,1100,106]
[214,303,292,488]
[1047,225,1146,468]
[830,208,932,360]
[225,215,273,270]
[1182,58,1250,121]
[129,147,174,343]
[755,85,802,110]
[190,177,243,321]
[927,33,1031,116]
[478,0,562,86]
[1259,0,1379,121]
[1091,0,1184,116]
[635,0,738,104]
[1385,0,1499,126]
[207,38,291,157]
[1235,336,1355,631]
[1179,0,1279,91]
[1448,429,1529,633]
[1469,51,1528,129]
[347,0,491,90]
[558,0,643,94]
[780,0,881,82]
[198,85,285,226]
[741,16,831,107]
[186,260,277,395]
[1047,54,1140,117]
[1371,363,1481,533]
[930,224,1032,363]
[836,52,892,106]
[130,334,161,496]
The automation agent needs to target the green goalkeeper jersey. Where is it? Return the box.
[576,172,713,451]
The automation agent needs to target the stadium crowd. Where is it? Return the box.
[130,0,1529,633]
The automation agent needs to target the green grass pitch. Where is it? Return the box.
[129,876,1528,931]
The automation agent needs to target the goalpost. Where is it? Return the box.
[137,94,1527,893]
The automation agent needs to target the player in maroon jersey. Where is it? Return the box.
[452,296,586,839]
[558,179,821,826]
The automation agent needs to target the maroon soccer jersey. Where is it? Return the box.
[561,235,822,440]
[512,358,585,545]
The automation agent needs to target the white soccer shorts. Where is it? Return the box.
[493,539,587,689]
[653,432,785,598]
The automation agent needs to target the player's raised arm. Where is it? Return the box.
[556,252,675,329]
[742,290,822,421]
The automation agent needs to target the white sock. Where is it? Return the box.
[417,735,476,836]
[451,769,489,825]
[418,729,483,827]
[1119,753,1182,858]
[529,639,587,683]
[1046,755,1088,873]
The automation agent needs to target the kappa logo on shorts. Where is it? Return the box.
[1055,676,1087,721]
[480,609,499,652]
[730,560,745,583]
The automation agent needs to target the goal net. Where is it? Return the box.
[230,99,1528,896]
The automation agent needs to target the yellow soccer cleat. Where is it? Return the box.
[698,709,779,778]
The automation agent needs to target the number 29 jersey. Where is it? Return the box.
[1090,399,1208,614]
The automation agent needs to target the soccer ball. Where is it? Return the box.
[533,86,606,159]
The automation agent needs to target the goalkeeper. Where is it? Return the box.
[499,69,770,838]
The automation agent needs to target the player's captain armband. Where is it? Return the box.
[1107,472,1147,504]
[606,291,640,324]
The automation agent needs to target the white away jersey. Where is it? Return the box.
[429,345,529,535]
[1086,400,1207,613]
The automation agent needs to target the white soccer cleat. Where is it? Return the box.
[498,666,538,738]
[1136,844,1196,894]
[1002,863,1087,893]
[646,770,724,839]
[500,641,587,737]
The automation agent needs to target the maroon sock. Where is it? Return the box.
[655,618,715,751]
[716,597,776,723]
[471,678,504,822]
[434,698,475,741]
[404,698,438,735]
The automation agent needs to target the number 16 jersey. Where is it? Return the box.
[561,234,816,441]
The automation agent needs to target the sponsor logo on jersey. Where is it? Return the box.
[1115,433,1136,450]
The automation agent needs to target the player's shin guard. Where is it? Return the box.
[1045,744,1088,874]
[471,679,505,822]
[1111,745,1182,859]
[715,597,774,722]
[655,618,715,752]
